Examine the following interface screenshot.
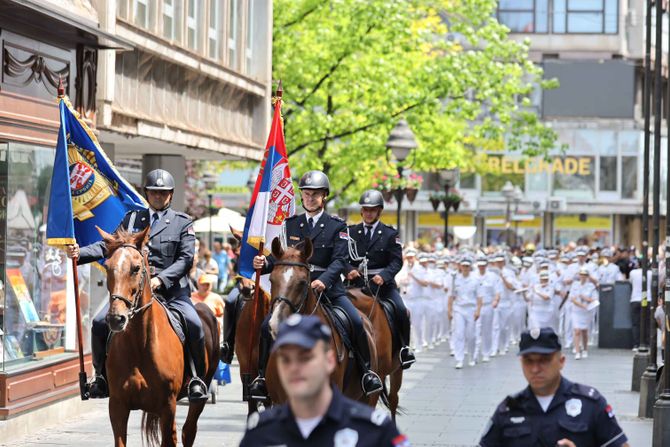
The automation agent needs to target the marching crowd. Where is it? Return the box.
[396,243,658,369]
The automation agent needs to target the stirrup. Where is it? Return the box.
[399,346,416,370]
[220,342,234,364]
[88,374,109,399]
[361,371,383,396]
[187,377,209,402]
[248,376,269,402]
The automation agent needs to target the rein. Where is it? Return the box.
[109,244,155,320]
[271,260,312,314]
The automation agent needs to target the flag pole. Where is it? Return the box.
[58,77,89,400]
[247,81,283,382]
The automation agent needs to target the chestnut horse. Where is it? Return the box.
[99,227,219,447]
[264,237,379,406]
[348,288,403,420]
[234,275,272,415]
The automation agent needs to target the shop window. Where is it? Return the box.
[459,172,476,190]
[0,143,92,372]
[622,156,638,199]
[553,0,619,34]
[599,156,617,192]
[497,0,549,33]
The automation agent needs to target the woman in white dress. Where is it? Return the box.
[569,266,598,359]
[528,270,556,331]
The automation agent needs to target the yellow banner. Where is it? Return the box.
[486,215,542,229]
[418,213,473,227]
[554,214,611,229]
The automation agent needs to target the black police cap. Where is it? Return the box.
[518,327,562,356]
[272,314,332,352]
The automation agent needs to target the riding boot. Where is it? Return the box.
[356,331,383,396]
[248,335,271,402]
[88,334,109,398]
[398,310,416,370]
[221,298,237,364]
[187,338,209,402]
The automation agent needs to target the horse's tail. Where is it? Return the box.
[141,411,161,447]
[378,380,406,416]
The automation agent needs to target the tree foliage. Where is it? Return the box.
[273,0,557,204]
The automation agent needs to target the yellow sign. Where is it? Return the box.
[486,215,542,229]
[418,213,473,227]
[554,215,611,230]
[463,156,592,176]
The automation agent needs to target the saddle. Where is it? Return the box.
[320,301,354,354]
[156,298,186,344]
[348,286,399,350]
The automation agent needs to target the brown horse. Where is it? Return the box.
[234,275,272,414]
[263,237,379,406]
[99,227,219,447]
[348,288,403,420]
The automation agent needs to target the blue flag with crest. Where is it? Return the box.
[46,97,146,248]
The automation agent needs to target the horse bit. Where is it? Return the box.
[109,244,155,320]
[271,260,321,314]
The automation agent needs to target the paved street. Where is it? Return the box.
[4,343,651,447]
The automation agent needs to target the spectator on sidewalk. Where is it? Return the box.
[479,327,629,447]
[212,238,231,291]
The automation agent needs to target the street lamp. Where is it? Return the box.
[501,181,515,247]
[438,168,460,247]
[512,185,523,246]
[386,119,417,237]
[202,172,218,250]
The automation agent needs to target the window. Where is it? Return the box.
[187,0,201,51]
[553,0,619,34]
[552,156,596,199]
[497,0,549,33]
[208,0,221,59]
[599,156,617,192]
[245,0,254,73]
[118,0,129,19]
[228,0,239,70]
[622,156,637,199]
[134,0,149,28]
[163,0,183,42]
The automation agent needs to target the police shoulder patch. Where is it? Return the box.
[246,411,260,430]
[330,214,345,222]
[370,408,390,426]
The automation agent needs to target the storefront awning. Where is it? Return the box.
[0,0,134,50]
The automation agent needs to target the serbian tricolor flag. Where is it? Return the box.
[239,86,295,279]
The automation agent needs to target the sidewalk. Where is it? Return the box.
[3,344,652,446]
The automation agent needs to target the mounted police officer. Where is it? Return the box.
[66,169,209,402]
[345,189,415,369]
[249,171,384,401]
[480,327,629,447]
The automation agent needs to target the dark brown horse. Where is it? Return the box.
[99,227,219,447]
[263,237,379,406]
[348,288,403,420]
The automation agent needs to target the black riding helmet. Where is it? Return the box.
[298,170,330,195]
[359,189,384,210]
[144,169,175,191]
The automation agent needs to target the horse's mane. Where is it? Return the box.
[103,228,140,256]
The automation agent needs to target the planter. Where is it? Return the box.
[406,188,418,204]
[381,189,394,203]
[452,200,461,212]
[429,197,441,212]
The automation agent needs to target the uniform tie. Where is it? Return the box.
[365,225,373,246]
[308,217,314,229]
[151,212,160,229]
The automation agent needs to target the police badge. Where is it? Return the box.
[565,398,582,417]
[334,428,359,447]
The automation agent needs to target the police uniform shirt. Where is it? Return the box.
[476,271,503,305]
[453,273,479,307]
[78,208,195,298]
[480,377,628,447]
[240,387,409,447]
[346,221,403,287]
[264,212,348,298]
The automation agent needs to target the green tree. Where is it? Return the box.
[273,0,557,204]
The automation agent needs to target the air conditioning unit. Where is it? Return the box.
[531,199,546,212]
[548,197,567,212]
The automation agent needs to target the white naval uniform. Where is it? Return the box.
[598,262,622,285]
[528,282,556,331]
[492,266,516,354]
[406,263,427,349]
[451,272,479,363]
[475,270,502,359]
[425,265,445,346]
[569,280,597,330]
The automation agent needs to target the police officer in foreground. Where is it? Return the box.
[66,169,209,402]
[479,327,629,447]
[249,171,383,401]
[240,315,409,447]
[345,189,415,369]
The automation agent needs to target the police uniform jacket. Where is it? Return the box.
[78,208,195,299]
[346,221,403,290]
[479,377,628,447]
[262,212,348,299]
[240,387,408,447]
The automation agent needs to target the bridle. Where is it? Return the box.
[109,244,155,320]
[271,260,314,314]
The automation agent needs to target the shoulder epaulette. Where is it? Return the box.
[286,215,298,221]
[330,214,345,222]
[349,403,390,426]
[570,383,601,401]
[174,211,192,219]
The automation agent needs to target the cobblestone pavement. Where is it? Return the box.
[4,343,652,446]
